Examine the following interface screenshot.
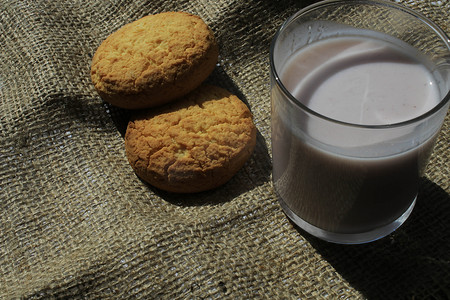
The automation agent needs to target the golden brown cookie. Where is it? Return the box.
[91,12,219,109]
[124,85,256,193]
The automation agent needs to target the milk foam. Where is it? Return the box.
[282,37,440,125]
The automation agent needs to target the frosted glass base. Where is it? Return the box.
[279,197,416,244]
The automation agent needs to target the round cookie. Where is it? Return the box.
[124,85,256,193]
[91,12,219,109]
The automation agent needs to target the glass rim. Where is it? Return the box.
[269,0,450,129]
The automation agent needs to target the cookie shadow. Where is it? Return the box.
[291,178,450,299]
[102,102,131,138]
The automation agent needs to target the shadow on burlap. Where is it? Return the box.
[0,0,448,299]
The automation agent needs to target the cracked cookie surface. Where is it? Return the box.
[91,11,218,109]
[125,85,256,193]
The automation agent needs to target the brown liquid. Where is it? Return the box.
[272,36,440,234]
[272,115,436,234]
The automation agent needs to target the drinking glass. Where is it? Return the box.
[270,0,450,244]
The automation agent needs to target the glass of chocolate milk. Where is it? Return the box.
[270,0,450,244]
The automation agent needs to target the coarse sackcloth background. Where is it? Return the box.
[0,0,449,298]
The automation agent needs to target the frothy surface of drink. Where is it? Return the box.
[281,37,440,125]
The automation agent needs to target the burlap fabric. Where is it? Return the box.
[1,0,448,298]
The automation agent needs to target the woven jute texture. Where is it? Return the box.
[1,0,449,299]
